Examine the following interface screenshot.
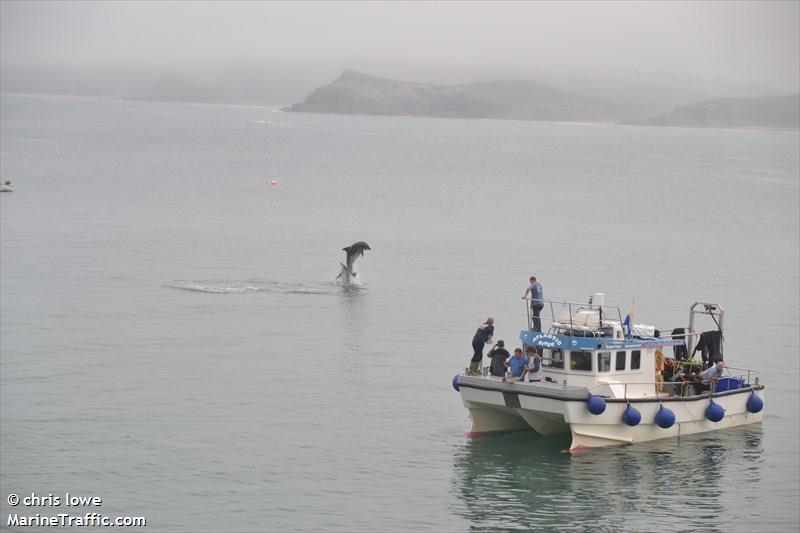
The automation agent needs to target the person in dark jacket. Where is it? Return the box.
[487,340,510,377]
[469,317,494,375]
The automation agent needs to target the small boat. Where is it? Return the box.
[0,181,13,192]
[453,294,764,450]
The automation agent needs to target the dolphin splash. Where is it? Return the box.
[336,241,371,284]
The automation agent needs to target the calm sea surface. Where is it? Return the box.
[1,94,798,532]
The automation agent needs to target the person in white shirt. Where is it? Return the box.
[527,346,543,382]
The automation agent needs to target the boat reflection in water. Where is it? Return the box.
[451,425,764,531]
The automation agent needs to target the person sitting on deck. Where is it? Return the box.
[670,369,698,396]
[487,340,510,377]
[506,348,529,382]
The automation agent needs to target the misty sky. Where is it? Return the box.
[1,0,798,92]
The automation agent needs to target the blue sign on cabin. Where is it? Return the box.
[519,331,681,350]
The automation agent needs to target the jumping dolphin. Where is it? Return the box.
[336,241,371,283]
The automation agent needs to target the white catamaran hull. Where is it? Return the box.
[459,379,764,450]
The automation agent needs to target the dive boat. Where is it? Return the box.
[452,295,765,450]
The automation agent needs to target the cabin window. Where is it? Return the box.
[597,352,611,372]
[564,330,594,338]
[570,351,592,371]
[615,351,626,371]
[546,349,564,369]
[631,350,641,370]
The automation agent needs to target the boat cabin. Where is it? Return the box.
[519,296,683,399]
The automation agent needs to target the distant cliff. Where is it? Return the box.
[635,94,799,130]
[284,70,618,122]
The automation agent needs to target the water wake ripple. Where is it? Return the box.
[165,279,341,295]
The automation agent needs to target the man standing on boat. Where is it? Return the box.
[522,276,544,331]
[469,317,494,375]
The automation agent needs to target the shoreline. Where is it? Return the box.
[3,92,797,133]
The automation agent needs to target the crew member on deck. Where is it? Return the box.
[487,340,510,377]
[522,276,544,332]
[527,346,543,382]
[671,369,697,396]
[698,360,725,391]
[469,317,494,375]
[507,348,529,381]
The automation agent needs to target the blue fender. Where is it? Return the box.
[654,404,676,429]
[586,394,606,415]
[622,404,641,426]
[705,399,725,422]
[746,392,764,413]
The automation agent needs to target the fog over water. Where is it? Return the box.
[2,2,800,532]
[1,1,798,105]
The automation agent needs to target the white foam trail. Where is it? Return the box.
[165,280,331,295]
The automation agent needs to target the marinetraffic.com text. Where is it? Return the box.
[7,492,146,528]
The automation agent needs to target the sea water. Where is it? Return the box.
[1,94,798,531]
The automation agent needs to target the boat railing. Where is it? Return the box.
[522,298,624,334]
[586,368,762,399]
[650,330,702,340]
[522,299,725,353]
[466,364,761,396]
[725,365,761,387]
